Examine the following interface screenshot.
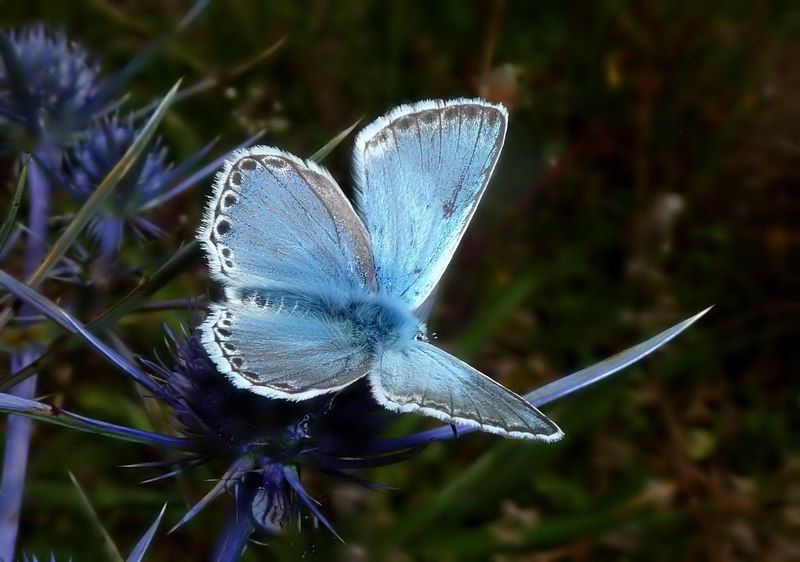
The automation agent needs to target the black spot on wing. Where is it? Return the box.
[216,219,231,235]
[239,158,257,171]
[442,106,459,120]
[420,110,437,124]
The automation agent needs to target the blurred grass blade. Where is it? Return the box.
[86,39,172,117]
[0,240,201,390]
[0,155,28,252]
[149,135,220,192]
[0,269,163,395]
[0,392,204,450]
[68,471,125,562]
[84,0,208,116]
[127,503,167,562]
[129,36,286,121]
[226,35,287,77]
[128,78,214,121]
[524,306,714,405]
[178,0,211,30]
[388,445,505,544]
[455,270,538,360]
[26,80,181,289]
[309,117,362,163]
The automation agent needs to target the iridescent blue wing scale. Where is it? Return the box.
[353,99,507,310]
[370,341,563,441]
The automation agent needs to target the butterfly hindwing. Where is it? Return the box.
[201,292,371,400]
[199,146,376,293]
[369,340,563,441]
[353,99,507,310]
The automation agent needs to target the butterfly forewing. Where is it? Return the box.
[199,146,376,294]
[353,99,507,310]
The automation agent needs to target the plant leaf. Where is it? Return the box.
[0,269,162,395]
[0,240,201,390]
[68,471,125,562]
[523,306,713,405]
[0,392,205,451]
[0,155,28,252]
[169,456,251,533]
[309,117,362,163]
[128,36,286,122]
[177,0,212,30]
[126,503,167,562]
[283,465,344,542]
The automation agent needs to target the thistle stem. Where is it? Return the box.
[0,154,51,560]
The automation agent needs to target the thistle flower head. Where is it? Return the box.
[163,332,392,447]
[60,113,173,255]
[144,324,396,535]
[0,24,101,144]
[156,327,306,445]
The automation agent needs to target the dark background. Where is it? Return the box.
[1,1,797,560]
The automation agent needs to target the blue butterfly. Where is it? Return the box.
[198,99,563,441]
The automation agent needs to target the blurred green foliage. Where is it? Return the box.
[1,1,798,560]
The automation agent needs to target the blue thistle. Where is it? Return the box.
[59,113,173,255]
[0,25,102,147]
[56,111,260,258]
[145,325,398,538]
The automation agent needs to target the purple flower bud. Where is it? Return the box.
[59,113,172,254]
[0,24,101,144]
